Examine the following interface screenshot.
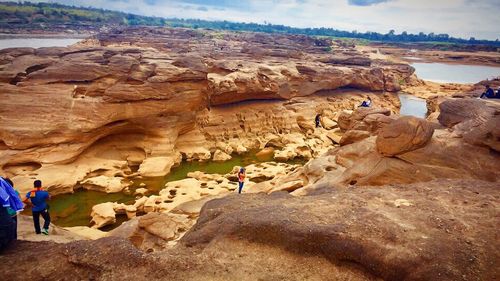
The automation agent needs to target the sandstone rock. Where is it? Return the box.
[319,116,338,130]
[113,203,138,219]
[134,188,148,196]
[0,26,405,196]
[171,195,222,216]
[212,150,232,161]
[276,114,500,193]
[337,110,354,130]
[64,226,108,240]
[109,212,196,251]
[376,116,434,156]
[273,148,296,161]
[361,113,397,133]
[339,129,371,146]
[81,175,129,193]
[138,212,190,241]
[255,147,275,161]
[438,98,500,152]
[181,179,500,281]
[15,215,87,243]
[270,179,304,192]
[326,130,343,144]
[438,98,495,127]
[90,202,116,229]
[138,157,176,177]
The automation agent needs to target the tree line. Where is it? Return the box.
[1,1,498,46]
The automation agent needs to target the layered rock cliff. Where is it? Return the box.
[0,27,413,194]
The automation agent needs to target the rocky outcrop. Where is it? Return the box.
[266,101,499,194]
[182,179,499,281]
[439,98,500,151]
[0,27,411,195]
[2,179,498,280]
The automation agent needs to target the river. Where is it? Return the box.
[398,93,427,118]
[0,37,82,49]
[411,62,500,84]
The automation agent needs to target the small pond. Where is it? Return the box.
[411,62,500,84]
[398,93,428,119]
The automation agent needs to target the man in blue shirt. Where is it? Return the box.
[25,180,51,235]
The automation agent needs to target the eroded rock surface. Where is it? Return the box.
[266,100,499,194]
[1,179,498,281]
[0,27,411,195]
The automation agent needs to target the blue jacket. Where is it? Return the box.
[0,177,24,214]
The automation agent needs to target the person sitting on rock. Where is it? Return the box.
[315,114,322,128]
[24,180,51,235]
[480,85,495,98]
[359,97,372,107]
[237,168,246,194]
[496,87,500,99]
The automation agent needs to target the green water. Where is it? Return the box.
[32,150,305,228]
[21,190,136,227]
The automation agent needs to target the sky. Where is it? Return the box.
[33,0,500,40]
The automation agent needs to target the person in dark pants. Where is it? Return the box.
[480,85,495,98]
[0,205,14,251]
[0,177,23,250]
[315,114,321,128]
[237,168,246,194]
[24,180,50,235]
[359,97,372,107]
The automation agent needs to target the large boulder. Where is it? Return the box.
[182,180,499,281]
[90,202,116,229]
[376,116,434,156]
[438,98,495,127]
[439,98,500,152]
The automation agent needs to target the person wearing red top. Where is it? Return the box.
[237,167,246,194]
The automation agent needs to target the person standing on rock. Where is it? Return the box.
[480,85,495,98]
[24,180,51,235]
[237,168,246,194]
[315,113,322,128]
[0,177,23,249]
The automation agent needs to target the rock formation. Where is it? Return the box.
[0,27,412,195]
[1,179,498,280]
[1,26,498,281]
[261,99,500,194]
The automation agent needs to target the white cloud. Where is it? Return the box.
[29,0,500,40]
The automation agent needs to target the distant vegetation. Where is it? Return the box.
[1,1,499,47]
